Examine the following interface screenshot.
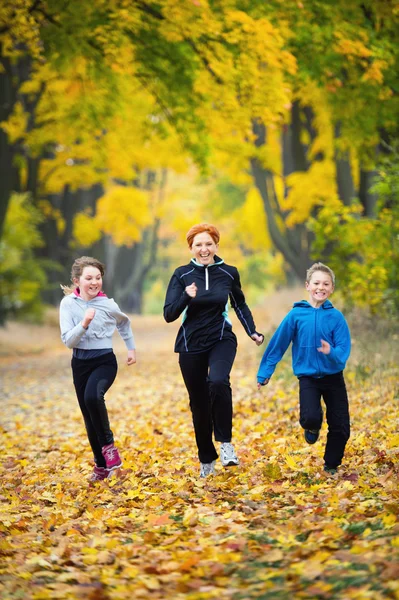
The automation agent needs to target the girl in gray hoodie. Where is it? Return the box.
[60,256,136,482]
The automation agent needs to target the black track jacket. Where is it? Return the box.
[163,256,258,353]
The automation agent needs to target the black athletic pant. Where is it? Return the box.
[72,352,117,468]
[179,339,237,464]
[299,371,350,468]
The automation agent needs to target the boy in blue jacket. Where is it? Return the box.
[257,263,351,474]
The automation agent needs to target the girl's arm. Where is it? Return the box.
[59,299,88,349]
[112,302,135,350]
[112,301,136,366]
[163,271,193,323]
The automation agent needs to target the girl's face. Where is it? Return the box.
[190,232,218,265]
[75,266,102,301]
[306,270,334,307]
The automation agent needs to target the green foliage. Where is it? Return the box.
[309,150,399,315]
[207,178,248,218]
[0,194,47,324]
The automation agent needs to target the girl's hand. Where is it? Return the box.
[257,379,269,389]
[82,308,95,328]
[185,282,197,298]
[251,333,264,346]
[127,350,137,366]
[317,339,331,355]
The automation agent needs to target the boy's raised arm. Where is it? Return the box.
[257,313,295,385]
[320,315,351,369]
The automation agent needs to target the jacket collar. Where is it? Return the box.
[73,288,107,298]
[190,255,224,268]
[293,299,334,309]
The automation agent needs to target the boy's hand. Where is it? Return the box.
[185,282,197,298]
[257,379,269,389]
[251,333,264,346]
[127,349,137,365]
[317,339,331,355]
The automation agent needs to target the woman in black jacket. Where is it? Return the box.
[164,223,263,477]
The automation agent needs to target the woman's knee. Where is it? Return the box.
[208,378,230,394]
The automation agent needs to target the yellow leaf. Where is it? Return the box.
[285,455,300,470]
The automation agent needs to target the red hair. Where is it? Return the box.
[186,223,220,248]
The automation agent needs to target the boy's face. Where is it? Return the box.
[306,270,334,307]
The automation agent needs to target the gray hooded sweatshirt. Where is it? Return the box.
[60,293,135,351]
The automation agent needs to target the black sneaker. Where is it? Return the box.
[304,429,319,444]
[323,465,338,475]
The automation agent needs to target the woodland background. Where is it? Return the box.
[1,2,399,600]
[1,0,399,320]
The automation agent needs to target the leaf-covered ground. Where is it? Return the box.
[1,296,398,600]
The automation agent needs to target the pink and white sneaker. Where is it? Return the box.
[89,466,110,482]
[102,443,122,470]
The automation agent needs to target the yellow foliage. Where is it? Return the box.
[0,101,28,144]
[283,161,339,226]
[95,186,152,246]
[234,188,271,251]
[362,59,389,85]
[334,33,372,61]
[40,156,105,194]
[297,80,335,159]
[73,213,102,247]
[0,1,43,59]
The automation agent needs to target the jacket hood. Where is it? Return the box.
[190,255,224,268]
[73,288,108,298]
[293,299,334,309]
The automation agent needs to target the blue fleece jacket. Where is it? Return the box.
[257,300,351,383]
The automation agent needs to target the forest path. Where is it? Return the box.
[0,288,398,600]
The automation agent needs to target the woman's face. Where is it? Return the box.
[190,232,218,265]
[75,266,102,300]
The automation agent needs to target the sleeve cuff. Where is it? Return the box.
[125,336,136,350]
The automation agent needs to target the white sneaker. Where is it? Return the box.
[220,442,239,467]
[200,460,216,478]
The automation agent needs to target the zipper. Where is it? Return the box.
[205,267,209,291]
[315,309,321,377]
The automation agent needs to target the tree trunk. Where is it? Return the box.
[290,100,309,173]
[0,46,44,238]
[102,170,166,312]
[359,168,378,216]
[252,115,311,280]
[37,184,105,304]
[0,54,19,239]
[334,123,354,205]
[250,156,307,279]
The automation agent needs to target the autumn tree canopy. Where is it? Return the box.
[1,0,398,317]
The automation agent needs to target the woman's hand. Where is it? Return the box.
[82,308,95,329]
[317,339,331,355]
[185,282,197,298]
[127,349,137,366]
[251,333,264,346]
